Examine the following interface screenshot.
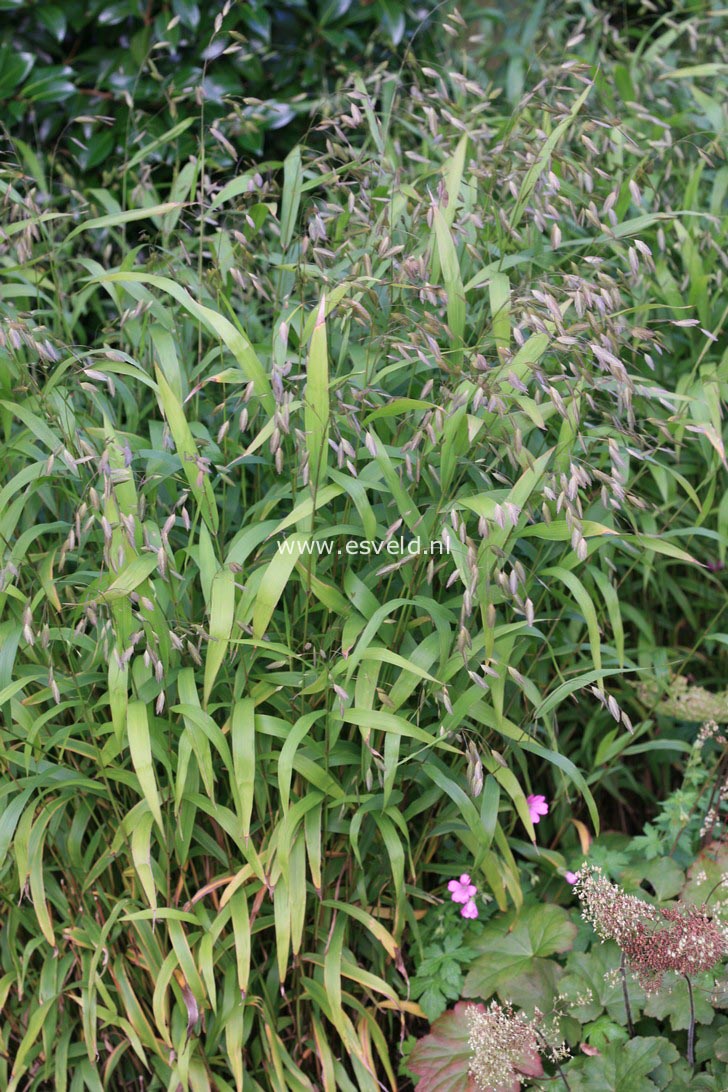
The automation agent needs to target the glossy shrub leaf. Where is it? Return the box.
[0,47,33,96]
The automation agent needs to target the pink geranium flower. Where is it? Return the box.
[526,794,549,824]
[461,898,479,919]
[448,873,477,904]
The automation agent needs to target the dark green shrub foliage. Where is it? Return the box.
[0,0,435,173]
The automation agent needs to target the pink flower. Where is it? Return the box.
[461,898,479,919]
[526,794,549,824]
[565,871,579,885]
[448,873,477,904]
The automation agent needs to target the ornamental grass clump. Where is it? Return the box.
[1,0,726,1085]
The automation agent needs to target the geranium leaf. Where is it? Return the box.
[463,953,563,1013]
[418,984,449,1023]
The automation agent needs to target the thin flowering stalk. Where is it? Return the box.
[620,951,634,1037]
[685,974,696,1066]
[532,1025,572,1091]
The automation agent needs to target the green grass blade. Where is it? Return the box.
[127,702,165,836]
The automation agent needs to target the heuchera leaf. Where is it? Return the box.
[621,856,685,902]
[680,840,728,907]
[643,971,716,1030]
[559,941,646,1025]
[563,1036,677,1092]
[463,903,577,1009]
[408,1002,483,1092]
[408,1001,543,1092]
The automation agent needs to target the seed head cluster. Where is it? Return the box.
[575,866,728,991]
[466,1002,542,1091]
